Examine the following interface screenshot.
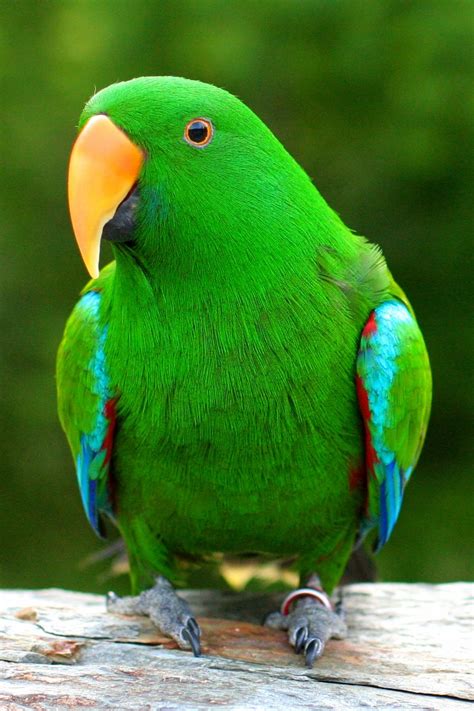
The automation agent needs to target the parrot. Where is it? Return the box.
[57,76,432,666]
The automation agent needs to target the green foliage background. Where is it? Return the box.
[1,0,472,594]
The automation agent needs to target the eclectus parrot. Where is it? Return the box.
[57,77,431,665]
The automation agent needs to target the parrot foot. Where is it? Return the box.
[264,577,346,667]
[106,575,201,656]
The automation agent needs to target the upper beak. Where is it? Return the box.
[68,114,145,278]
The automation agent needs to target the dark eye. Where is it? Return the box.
[184,118,213,147]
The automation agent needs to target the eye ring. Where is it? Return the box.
[184,118,214,148]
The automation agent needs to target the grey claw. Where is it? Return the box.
[305,637,323,667]
[187,617,201,640]
[182,622,201,657]
[294,626,307,654]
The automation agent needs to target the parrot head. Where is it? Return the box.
[68,76,329,283]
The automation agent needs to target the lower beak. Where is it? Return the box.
[68,114,145,278]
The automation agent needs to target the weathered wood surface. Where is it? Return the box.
[0,583,472,709]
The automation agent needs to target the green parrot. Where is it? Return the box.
[57,76,431,665]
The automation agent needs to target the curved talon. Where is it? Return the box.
[305,637,323,667]
[105,577,202,657]
[294,626,307,654]
[264,580,346,665]
[187,616,201,640]
[182,622,202,657]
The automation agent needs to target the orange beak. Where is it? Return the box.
[67,114,145,278]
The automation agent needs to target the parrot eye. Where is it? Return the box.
[184,118,213,148]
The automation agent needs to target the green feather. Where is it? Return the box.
[57,77,431,593]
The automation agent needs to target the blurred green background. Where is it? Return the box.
[1,0,472,594]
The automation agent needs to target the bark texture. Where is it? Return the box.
[0,583,472,709]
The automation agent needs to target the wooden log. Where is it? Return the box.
[0,583,472,709]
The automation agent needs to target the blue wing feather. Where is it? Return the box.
[58,288,116,537]
[356,300,431,550]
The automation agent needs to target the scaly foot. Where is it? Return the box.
[264,577,346,666]
[107,575,201,656]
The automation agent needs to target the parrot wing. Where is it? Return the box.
[57,274,117,537]
[356,299,431,550]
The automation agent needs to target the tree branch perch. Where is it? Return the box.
[0,583,472,709]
